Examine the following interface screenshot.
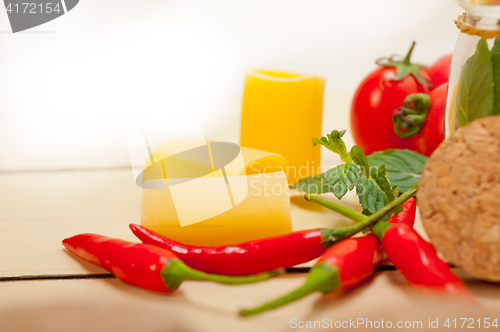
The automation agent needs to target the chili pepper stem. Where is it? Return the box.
[311,182,418,243]
[240,262,341,317]
[304,194,366,222]
[161,259,283,289]
[372,221,392,240]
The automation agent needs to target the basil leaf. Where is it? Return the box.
[456,38,494,127]
[291,174,332,194]
[491,38,500,115]
[356,165,394,214]
[367,149,428,192]
[323,161,361,199]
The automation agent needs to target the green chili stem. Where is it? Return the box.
[372,221,392,240]
[196,268,283,284]
[161,260,283,290]
[340,182,417,236]
[319,182,418,241]
[240,263,341,317]
[307,182,418,224]
[304,194,366,222]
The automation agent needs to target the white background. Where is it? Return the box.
[0,0,463,171]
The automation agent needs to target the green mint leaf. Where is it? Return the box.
[323,161,361,200]
[312,130,350,161]
[366,149,428,192]
[350,145,369,177]
[371,164,395,200]
[291,174,332,194]
[456,38,494,127]
[356,164,394,214]
[356,178,388,214]
[491,38,500,115]
[393,186,401,198]
[392,204,404,215]
[361,208,372,216]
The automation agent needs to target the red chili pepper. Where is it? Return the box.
[372,222,474,299]
[130,194,416,276]
[130,224,341,275]
[389,197,416,227]
[62,234,282,293]
[239,234,383,316]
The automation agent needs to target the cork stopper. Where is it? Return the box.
[419,116,500,282]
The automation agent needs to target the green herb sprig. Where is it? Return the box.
[292,130,428,215]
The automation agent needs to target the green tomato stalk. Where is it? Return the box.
[392,93,431,138]
[376,41,432,90]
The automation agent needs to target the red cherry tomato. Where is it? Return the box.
[411,83,446,156]
[350,43,432,155]
[428,54,452,89]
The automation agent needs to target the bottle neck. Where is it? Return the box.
[466,13,500,30]
[456,0,500,21]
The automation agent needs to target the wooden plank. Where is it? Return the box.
[0,170,142,277]
[0,169,364,277]
[1,271,497,332]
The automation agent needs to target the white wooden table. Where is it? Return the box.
[1,167,500,332]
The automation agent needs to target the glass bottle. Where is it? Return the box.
[445,1,500,136]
